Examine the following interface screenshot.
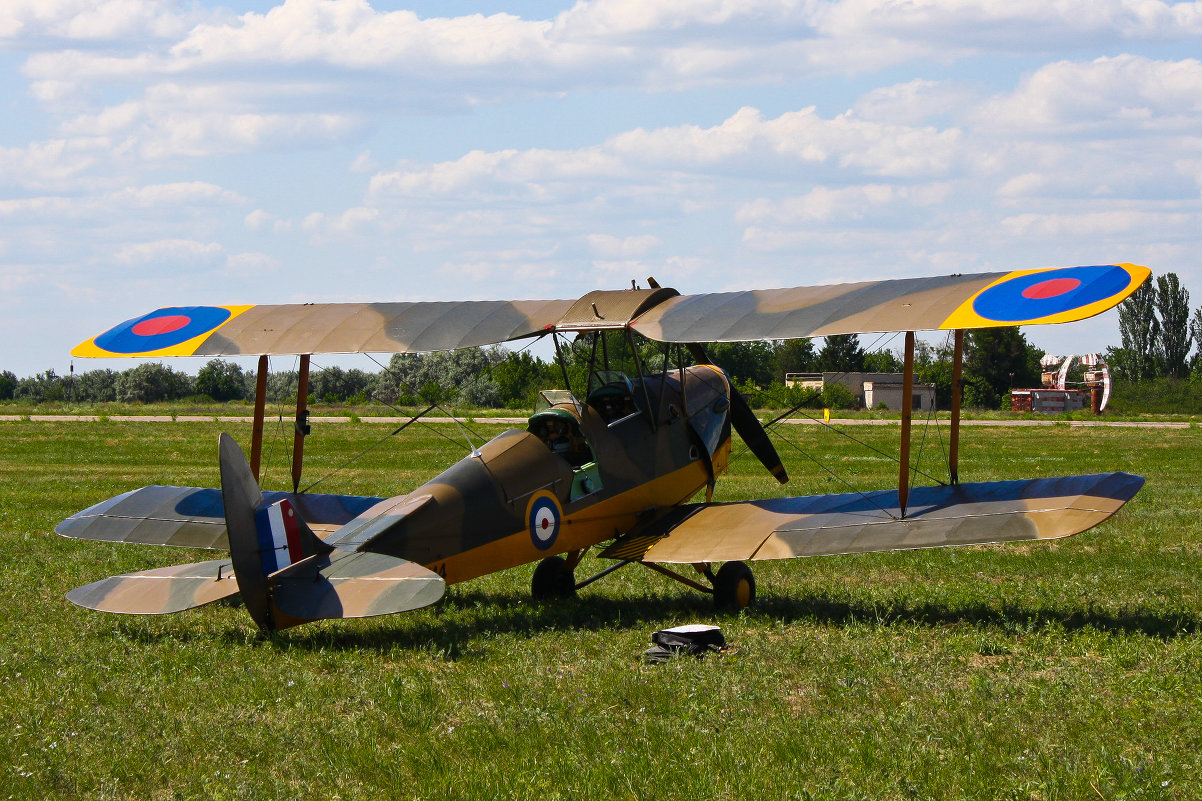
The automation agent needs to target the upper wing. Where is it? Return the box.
[70,263,1148,358]
[631,473,1143,564]
[630,263,1149,342]
[72,299,575,358]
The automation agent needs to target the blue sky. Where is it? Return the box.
[3,0,1202,378]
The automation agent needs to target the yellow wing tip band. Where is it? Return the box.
[940,263,1149,330]
[72,305,255,358]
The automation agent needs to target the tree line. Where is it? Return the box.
[3,271,1199,412]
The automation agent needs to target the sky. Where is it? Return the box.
[2,0,1202,379]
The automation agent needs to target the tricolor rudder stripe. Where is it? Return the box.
[72,304,254,358]
[255,499,305,575]
[941,263,1149,329]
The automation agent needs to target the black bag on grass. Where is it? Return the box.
[643,624,726,663]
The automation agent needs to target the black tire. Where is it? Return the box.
[531,555,576,600]
[713,561,755,611]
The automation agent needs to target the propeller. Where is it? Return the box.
[686,343,789,485]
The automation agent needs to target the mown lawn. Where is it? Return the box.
[1,418,1199,800]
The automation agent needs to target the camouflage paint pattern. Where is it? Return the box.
[65,558,239,614]
[329,365,725,586]
[55,486,384,548]
[641,472,1145,563]
[70,264,1149,358]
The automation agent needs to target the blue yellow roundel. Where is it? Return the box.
[526,490,562,551]
[941,263,1148,329]
[72,304,254,358]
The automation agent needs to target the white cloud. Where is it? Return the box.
[816,0,1202,49]
[225,251,279,273]
[609,106,964,178]
[113,238,223,266]
[1001,210,1198,238]
[585,233,661,257]
[736,184,953,225]
[974,55,1202,134]
[0,0,194,44]
[0,182,241,220]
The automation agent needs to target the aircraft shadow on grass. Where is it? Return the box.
[111,586,1200,658]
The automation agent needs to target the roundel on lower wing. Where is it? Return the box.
[942,264,1146,329]
[526,490,562,551]
[90,306,235,355]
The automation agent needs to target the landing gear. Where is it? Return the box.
[531,555,576,600]
[713,561,755,611]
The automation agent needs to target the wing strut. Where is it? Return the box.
[291,354,310,493]
[250,354,268,481]
[950,330,964,485]
[898,331,915,517]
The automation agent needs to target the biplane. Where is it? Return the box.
[59,263,1149,632]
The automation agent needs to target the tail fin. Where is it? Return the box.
[218,432,444,632]
[219,432,278,631]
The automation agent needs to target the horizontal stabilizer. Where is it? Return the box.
[642,472,1144,563]
[271,551,445,620]
[66,559,238,614]
[55,485,385,549]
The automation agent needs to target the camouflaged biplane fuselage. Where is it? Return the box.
[328,366,732,587]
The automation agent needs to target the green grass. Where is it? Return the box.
[1,419,1200,799]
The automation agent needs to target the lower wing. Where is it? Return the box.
[55,485,385,549]
[633,473,1143,563]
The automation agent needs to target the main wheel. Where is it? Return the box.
[531,555,576,600]
[713,561,755,611]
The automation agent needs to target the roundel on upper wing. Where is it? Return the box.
[941,264,1147,329]
[526,490,562,551]
[92,306,235,355]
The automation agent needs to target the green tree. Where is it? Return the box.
[772,338,816,382]
[195,359,248,402]
[114,363,192,403]
[379,348,504,408]
[964,327,1042,408]
[863,349,902,373]
[492,349,548,408]
[1115,280,1160,381]
[914,340,953,409]
[76,369,118,402]
[816,334,865,373]
[0,370,16,400]
[706,341,775,387]
[1155,272,1192,378]
[14,370,66,403]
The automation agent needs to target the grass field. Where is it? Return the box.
[2,417,1200,800]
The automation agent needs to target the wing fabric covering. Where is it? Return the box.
[73,299,575,358]
[641,473,1144,563]
[270,551,445,620]
[55,485,386,548]
[71,264,1148,358]
[631,264,1150,343]
[66,559,239,614]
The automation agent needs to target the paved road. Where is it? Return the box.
[1,414,1191,428]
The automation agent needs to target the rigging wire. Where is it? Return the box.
[363,353,493,450]
[299,402,437,494]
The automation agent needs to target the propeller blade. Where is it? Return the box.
[686,343,789,484]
